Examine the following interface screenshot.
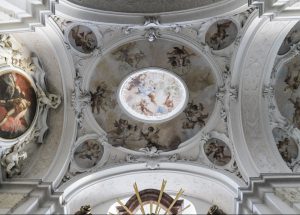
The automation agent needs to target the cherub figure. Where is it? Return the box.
[164,92,174,109]
[167,46,195,71]
[140,126,161,149]
[90,83,115,114]
[1,145,27,177]
[71,26,96,53]
[209,21,232,49]
[182,101,208,129]
[137,99,153,115]
[205,141,231,165]
[112,43,145,68]
[75,141,101,163]
[108,119,137,146]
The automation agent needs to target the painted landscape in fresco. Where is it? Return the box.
[90,40,216,151]
[205,19,238,50]
[203,138,232,166]
[68,25,97,53]
[0,72,37,139]
[74,139,104,169]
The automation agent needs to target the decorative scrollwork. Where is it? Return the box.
[71,70,91,128]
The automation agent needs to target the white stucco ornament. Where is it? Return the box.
[118,68,188,123]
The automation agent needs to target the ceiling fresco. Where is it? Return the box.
[90,40,217,151]
[118,68,188,123]
[205,19,238,50]
[68,25,97,54]
[73,139,104,169]
[203,138,232,166]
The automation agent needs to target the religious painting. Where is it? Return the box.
[204,138,231,166]
[118,68,188,123]
[68,25,97,53]
[74,139,104,169]
[205,19,238,50]
[273,128,298,166]
[0,72,37,139]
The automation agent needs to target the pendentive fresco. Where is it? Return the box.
[68,25,97,54]
[205,19,238,50]
[74,139,104,169]
[204,138,232,166]
[90,40,216,151]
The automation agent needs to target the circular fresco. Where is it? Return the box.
[90,40,217,151]
[68,25,97,54]
[203,138,231,166]
[272,128,298,165]
[118,68,188,123]
[74,139,104,169]
[205,19,238,50]
[0,71,37,139]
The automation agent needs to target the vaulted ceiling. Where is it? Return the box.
[0,0,300,214]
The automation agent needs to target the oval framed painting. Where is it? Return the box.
[117,67,188,123]
[68,25,97,54]
[205,19,238,50]
[0,70,37,140]
[203,138,232,166]
[73,139,104,169]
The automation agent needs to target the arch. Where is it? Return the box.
[59,163,242,214]
[229,16,298,178]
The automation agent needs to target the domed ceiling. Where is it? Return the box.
[67,0,224,13]
[89,40,216,151]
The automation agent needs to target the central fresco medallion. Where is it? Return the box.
[118,68,188,123]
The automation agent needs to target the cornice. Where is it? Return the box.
[0,0,57,32]
[54,0,248,24]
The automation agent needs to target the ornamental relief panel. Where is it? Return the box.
[236,19,292,173]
